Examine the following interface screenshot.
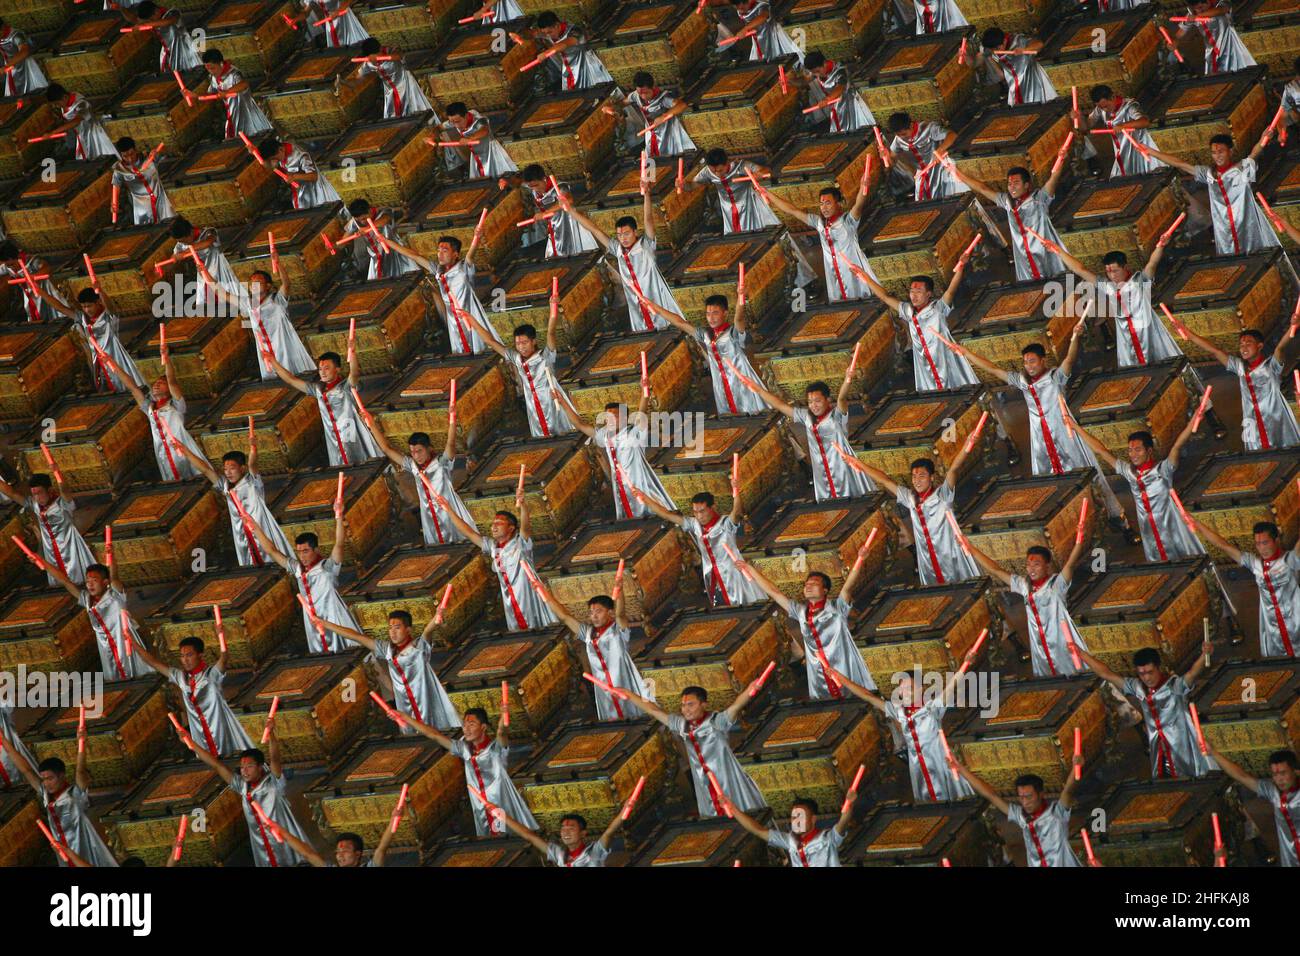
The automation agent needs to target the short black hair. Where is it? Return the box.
[911,458,935,474]
[239,748,266,764]
[513,323,537,340]
[37,757,67,775]
[347,198,372,217]
[114,136,137,153]
[29,474,53,490]
[1026,545,1052,562]
[1007,166,1032,184]
[1128,430,1154,449]
[806,571,832,590]
[1022,343,1046,359]
[464,706,490,724]
[1132,647,1162,668]
[295,532,319,548]
[804,51,826,71]
[170,217,194,238]
[222,450,248,467]
[259,135,281,157]
[791,797,820,816]
[318,351,342,366]
[249,270,273,286]
[1269,750,1298,770]
[495,510,519,530]
[681,685,708,702]
[1239,329,1265,345]
[982,27,1006,50]
[587,595,615,611]
[704,294,728,310]
[633,71,654,88]
[77,287,99,304]
[85,563,110,579]
[614,215,638,232]
[179,636,205,654]
[691,491,715,507]
[337,832,365,853]
[522,163,546,181]
[819,186,844,203]
[1014,774,1044,792]
[408,432,433,449]
[1254,521,1281,540]
[535,11,559,28]
[806,380,832,399]
[202,49,224,65]
[560,813,588,829]
[360,37,381,55]
[887,112,912,134]
[388,610,413,627]
[0,240,17,259]
[1209,133,1234,150]
[446,101,468,117]
[704,147,729,167]
[438,235,462,253]
[1102,251,1128,267]
[910,275,935,293]
[1090,84,1113,103]
[45,83,67,101]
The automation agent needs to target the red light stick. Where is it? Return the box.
[1157,302,1188,340]
[1080,828,1097,865]
[212,604,227,654]
[37,820,71,863]
[945,511,970,555]
[873,125,892,167]
[622,775,647,819]
[778,64,788,95]
[500,681,510,727]
[706,770,732,816]
[261,696,280,744]
[78,705,86,754]
[1073,726,1082,779]
[1189,704,1208,755]
[120,609,133,659]
[173,70,195,106]
[391,784,409,833]
[963,410,989,454]
[1191,385,1212,431]
[40,443,64,485]
[111,183,120,223]
[1212,812,1223,850]
[1076,498,1090,544]
[173,814,189,861]
[958,628,989,674]
[841,765,866,813]
[751,660,777,692]
[1159,211,1186,245]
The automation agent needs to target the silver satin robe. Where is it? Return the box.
[1256,779,1300,867]
[899,299,979,391]
[445,112,516,179]
[217,472,292,567]
[1193,160,1279,256]
[138,396,205,482]
[26,494,95,586]
[431,259,499,354]
[1088,97,1160,177]
[594,424,674,519]
[288,556,362,654]
[112,161,173,224]
[607,235,680,332]
[0,26,47,96]
[451,736,537,835]
[79,309,143,394]
[311,379,383,466]
[680,514,766,606]
[168,663,253,756]
[624,88,695,156]
[1009,573,1090,678]
[373,637,461,732]
[154,8,202,72]
[1178,6,1255,74]
[789,597,876,698]
[403,453,474,545]
[545,840,609,866]
[989,35,1057,105]
[1237,550,1300,659]
[792,406,874,501]
[0,704,37,791]
[692,325,768,416]
[1,255,67,323]
[542,24,613,91]
[891,121,968,201]
[1099,272,1185,368]
[667,710,767,816]
[480,533,557,631]
[345,207,420,279]
[913,0,967,31]
[736,1,803,66]
[806,63,874,133]
[578,622,648,720]
[897,485,980,584]
[1122,675,1216,778]
[694,161,781,234]
[174,228,242,310]
[804,211,879,302]
[280,144,341,210]
[506,348,575,438]
[1007,369,1100,476]
[994,188,1067,280]
[242,290,315,379]
[884,698,975,801]
[360,55,433,119]
[45,785,118,867]
[301,0,370,46]
[1008,800,1081,866]
[1114,460,1204,563]
[767,826,844,866]
[210,61,272,139]
[79,585,148,681]
[232,771,308,867]
[1225,356,1300,450]
[527,182,598,257]
[59,92,117,160]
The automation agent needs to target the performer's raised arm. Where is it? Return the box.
[725,358,795,417]
[825,665,886,712]
[728,553,794,615]
[935,332,1011,384]
[951,754,1011,814]
[629,485,685,527]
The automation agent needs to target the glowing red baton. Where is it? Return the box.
[640,350,650,396]
[1189,704,1208,755]
[751,660,777,694]
[958,37,966,65]
[550,275,559,323]
[582,672,630,700]
[942,857,952,867]
[945,511,970,555]
[938,729,960,782]
[1191,385,1212,431]
[111,183,120,223]
[78,705,86,754]
[260,695,279,744]
[676,156,684,194]
[1157,302,1188,340]
[960,233,983,262]
[1076,498,1090,545]
[500,681,510,728]
[120,609,133,659]
[958,628,989,674]
[737,261,746,306]
[173,814,189,861]
[210,603,227,655]
[1051,132,1075,177]
[778,64,788,95]
[611,557,625,601]
[873,125,892,167]
[173,70,195,106]
[369,690,406,725]
[622,775,647,819]
[1159,211,1186,245]
[1080,828,1097,865]
[238,132,265,164]
[1157,25,1185,61]
[963,410,989,454]
[250,799,285,842]
[1256,191,1285,230]
[390,783,409,833]
[1071,85,1078,113]
[802,96,841,115]
[37,820,71,863]
[40,443,65,485]
[1169,487,1195,534]
[1212,812,1223,850]
[1073,726,1082,779]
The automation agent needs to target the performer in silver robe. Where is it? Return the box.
[1193,520,1300,659]
[181,726,308,867]
[34,556,148,681]
[105,350,207,483]
[621,683,769,817]
[136,636,253,756]
[633,487,767,607]
[1141,132,1278,256]
[0,704,37,791]
[562,185,682,332]
[341,200,420,279]
[1080,642,1217,779]
[534,576,649,720]
[314,609,463,732]
[250,505,364,655]
[763,180,880,303]
[0,242,68,323]
[35,287,143,393]
[832,667,977,802]
[0,20,47,96]
[886,113,967,201]
[844,454,981,585]
[174,437,292,567]
[0,748,117,866]
[1183,325,1300,451]
[122,2,203,72]
[45,84,118,160]
[734,370,874,502]
[969,536,1093,679]
[800,52,875,133]
[726,0,804,66]
[198,49,272,139]
[723,795,855,866]
[111,137,174,224]
[740,553,879,700]
[556,385,676,521]
[348,39,435,119]
[976,28,1057,105]
[367,420,475,546]
[948,152,1071,281]
[1077,86,1161,177]
[913,0,967,32]
[693,149,781,234]
[436,490,558,632]
[383,230,500,353]
[170,218,243,312]
[1210,744,1300,866]
[529,12,614,91]
[259,135,342,210]
[461,0,525,24]
[0,473,95,587]
[955,757,1088,866]
[1173,2,1255,73]
[266,346,382,466]
[514,165,598,257]
[439,102,517,179]
[615,72,695,157]
[854,264,980,391]
[404,707,538,836]
[292,0,370,47]
[495,809,626,867]
[209,267,315,380]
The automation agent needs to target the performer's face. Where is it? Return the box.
[238,755,264,783]
[1021,350,1046,377]
[1125,440,1151,466]
[802,575,828,601]
[84,569,109,599]
[789,806,811,834]
[1254,531,1281,560]
[489,514,514,542]
[462,713,488,743]
[450,113,469,132]
[1094,95,1117,113]
[615,224,638,250]
[817,194,841,219]
[317,358,340,383]
[1209,141,1232,167]
[910,466,933,494]
[1015,783,1044,814]
[1102,261,1129,283]
[704,304,727,328]
[120,147,140,165]
[387,617,412,645]
[690,501,717,524]
[1269,759,1298,793]
[514,333,537,358]
[30,485,54,507]
[203,60,222,76]
[708,162,730,179]
[907,281,932,308]
[524,177,546,195]
[178,645,202,670]
[335,840,363,866]
[436,242,458,267]
[1006,173,1030,199]
[1134,661,1165,689]
[150,378,169,403]
[223,459,246,483]
[294,540,319,565]
[635,85,655,101]
[1237,335,1262,361]
[588,602,614,628]
[1024,552,1051,580]
[679,693,706,720]
[805,389,831,416]
[558,818,586,848]
[37,768,67,797]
